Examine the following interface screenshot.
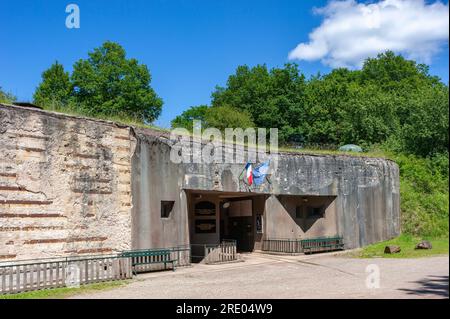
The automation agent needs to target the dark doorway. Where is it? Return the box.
[228,216,253,252]
[220,198,254,252]
[187,190,267,255]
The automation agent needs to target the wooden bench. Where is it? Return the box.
[301,236,344,254]
[120,249,176,275]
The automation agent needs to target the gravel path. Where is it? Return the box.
[70,253,449,299]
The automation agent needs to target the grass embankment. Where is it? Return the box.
[355,234,449,258]
[394,152,449,237]
[354,150,449,259]
[279,145,389,159]
[0,280,130,299]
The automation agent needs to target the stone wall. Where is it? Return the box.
[0,104,135,260]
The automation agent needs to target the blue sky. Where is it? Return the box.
[1,0,448,128]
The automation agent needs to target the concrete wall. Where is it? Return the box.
[264,195,338,240]
[131,132,400,249]
[131,132,189,249]
[0,105,135,260]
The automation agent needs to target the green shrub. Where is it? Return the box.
[392,152,449,237]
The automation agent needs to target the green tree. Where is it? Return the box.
[360,51,443,127]
[211,63,307,143]
[204,105,254,131]
[360,51,441,92]
[172,52,448,155]
[399,85,449,156]
[33,61,71,109]
[171,105,209,130]
[0,86,15,104]
[339,84,399,146]
[303,68,358,145]
[171,105,254,132]
[71,41,163,123]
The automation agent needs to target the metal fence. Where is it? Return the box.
[129,245,191,273]
[262,238,303,253]
[0,254,132,295]
[301,236,344,254]
[262,237,345,254]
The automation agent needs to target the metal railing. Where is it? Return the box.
[301,236,344,254]
[262,236,345,254]
[124,245,191,273]
[262,238,303,253]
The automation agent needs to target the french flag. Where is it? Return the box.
[245,163,253,186]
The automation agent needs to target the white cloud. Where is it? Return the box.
[288,0,449,68]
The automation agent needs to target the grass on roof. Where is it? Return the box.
[3,102,391,159]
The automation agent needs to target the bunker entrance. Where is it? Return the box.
[186,190,268,260]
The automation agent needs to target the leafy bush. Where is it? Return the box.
[0,86,16,104]
[391,152,449,237]
[171,105,254,132]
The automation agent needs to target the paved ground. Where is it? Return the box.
[70,252,449,299]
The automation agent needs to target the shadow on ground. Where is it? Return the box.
[399,275,449,298]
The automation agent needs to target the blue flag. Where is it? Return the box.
[252,161,270,186]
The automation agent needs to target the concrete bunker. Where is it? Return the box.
[131,128,401,257]
[0,104,401,262]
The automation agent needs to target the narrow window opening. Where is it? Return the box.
[295,206,302,219]
[161,200,175,218]
[306,206,325,218]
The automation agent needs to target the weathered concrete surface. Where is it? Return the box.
[265,195,338,240]
[70,254,449,299]
[0,104,400,260]
[0,104,135,260]
[131,132,189,249]
[132,132,400,249]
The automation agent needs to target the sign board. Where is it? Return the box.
[256,214,263,234]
